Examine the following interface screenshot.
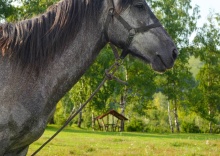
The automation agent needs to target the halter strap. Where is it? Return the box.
[103,0,161,59]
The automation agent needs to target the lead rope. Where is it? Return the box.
[31,44,127,156]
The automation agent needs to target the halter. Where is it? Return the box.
[103,0,161,59]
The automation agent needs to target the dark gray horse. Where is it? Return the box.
[0,0,178,155]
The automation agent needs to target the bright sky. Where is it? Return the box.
[191,0,220,27]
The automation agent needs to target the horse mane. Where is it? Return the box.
[0,0,131,71]
[0,0,103,71]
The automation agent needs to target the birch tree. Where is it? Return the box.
[192,13,220,133]
[148,0,199,132]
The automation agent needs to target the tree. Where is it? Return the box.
[119,56,158,131]
[19,0,57,19]
[192,13,220,133]
[2,0,58,22]
[148,0,199,132]
[0,0,17,21]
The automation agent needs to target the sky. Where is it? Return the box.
[191,0,220,27]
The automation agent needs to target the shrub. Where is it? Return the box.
[126,119,144,132]
[181,121,200,133]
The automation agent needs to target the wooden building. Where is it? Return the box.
[95,110,128,132]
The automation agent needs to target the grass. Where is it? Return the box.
[27,125,220,156]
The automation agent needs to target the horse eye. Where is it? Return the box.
[135,4,145,10]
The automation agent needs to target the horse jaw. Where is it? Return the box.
[129,29,178,73]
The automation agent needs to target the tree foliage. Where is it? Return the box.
[191,13,220,132]
[19,0,57,18]
[0,0,17,21]
[147,0,199,132]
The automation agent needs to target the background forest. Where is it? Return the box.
[1,0,220,133]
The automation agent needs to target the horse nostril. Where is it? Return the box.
[172,49,178,60]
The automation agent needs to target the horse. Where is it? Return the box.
[0,0,178,155]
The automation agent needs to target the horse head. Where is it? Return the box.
[103,0,178,72]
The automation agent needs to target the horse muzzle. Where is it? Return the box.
[152,48,178,72]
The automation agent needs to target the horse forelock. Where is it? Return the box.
[0,0,104,72]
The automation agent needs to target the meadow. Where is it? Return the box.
[28,125,220,156]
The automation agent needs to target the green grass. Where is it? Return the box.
[28,125,220,156]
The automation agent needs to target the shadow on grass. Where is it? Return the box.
[45,125,220,140]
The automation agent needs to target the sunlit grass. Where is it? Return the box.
[27,125,220,156]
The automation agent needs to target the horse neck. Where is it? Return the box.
[37,22,106,113]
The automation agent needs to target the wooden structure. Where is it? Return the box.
[95,110,128,132]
